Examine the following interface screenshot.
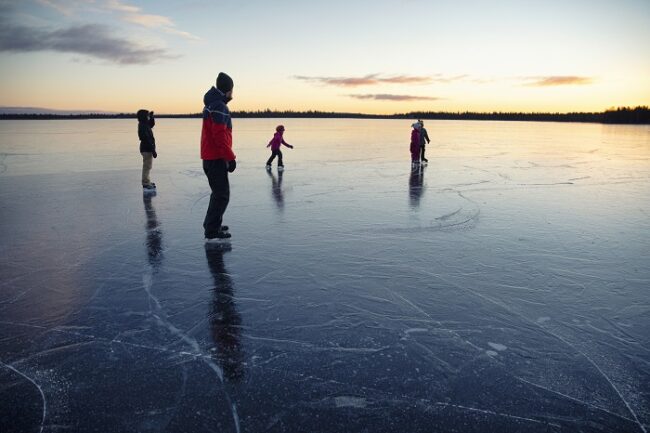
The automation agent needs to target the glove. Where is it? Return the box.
[227,160,236,172]
[152,151,157,158]
[289,145,294,149]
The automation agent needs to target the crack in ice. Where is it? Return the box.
[141,267,241,433]
[0,360,47,433]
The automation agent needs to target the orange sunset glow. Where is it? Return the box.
[1,0,649,114]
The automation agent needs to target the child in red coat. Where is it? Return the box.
[266,125,294,171]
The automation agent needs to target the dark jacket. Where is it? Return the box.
[201,87,235,161]
[138,122,156,153]
[137,110,156,153]
[419,127,430,146]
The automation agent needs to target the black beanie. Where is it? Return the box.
[216,72,234,93]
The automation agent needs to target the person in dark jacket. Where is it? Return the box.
[201,72,236,241]
[137,109,157,191]
[418,119,430,163]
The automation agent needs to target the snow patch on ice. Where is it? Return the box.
[404,328,428,334]
[536,316,551,324]
[334,396,367,408]
[487,342,507,352]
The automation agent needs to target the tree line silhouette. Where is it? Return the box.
[1,106,648,124]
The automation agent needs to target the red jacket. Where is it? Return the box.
[201,87,235,161]
[267,131,291,151]
[410,128,420,158]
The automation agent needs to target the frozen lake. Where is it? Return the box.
[1,118,649,432]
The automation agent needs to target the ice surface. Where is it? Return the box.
[1,119,649,432]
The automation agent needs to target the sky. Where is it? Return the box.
[0,0,649,114]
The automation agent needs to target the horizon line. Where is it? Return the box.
[1,106,648,125]
[1,106,648,117]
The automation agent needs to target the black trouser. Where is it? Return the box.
[266,149,283,166]
[420,144,427,161]
[203,159,230,237]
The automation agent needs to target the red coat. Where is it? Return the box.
[200,87,235,161]
[267,131,291,151]
[410,128,420,160]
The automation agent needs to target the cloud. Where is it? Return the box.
[164,28,200,40]
[524,76,594,87]
[34,1,200,41]
[430,73,469,83]
[122,13,173,28]
[469,77,497,84]
[36,0,75,16]
[106,0,200,41]
[301,73,598,88]
[378,75,433,85]
[348,94,441,101]
[0,17,174,64]
[36,0,96,16]
[105,0,139,13]
[295,74,432,87]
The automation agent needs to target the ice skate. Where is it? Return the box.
[205,230,231,243]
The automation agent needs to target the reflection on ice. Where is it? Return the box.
[266,168,284,211]
[143,192,163,269]
[1,119,649,432]
[206,244,244,382]
[409,164,425,209]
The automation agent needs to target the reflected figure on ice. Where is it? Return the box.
[204,243,244,382]
[143,191,163,268]
[266,168,284,211]
[409,164,425,209]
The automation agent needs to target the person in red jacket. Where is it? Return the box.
[201,72,236,241]
[410,122,421,167]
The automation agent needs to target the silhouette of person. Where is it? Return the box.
[204,243,244,382]
[138,109,157,191]
[409,164,425,209]
[143,191,163,269]
[417,119,431,163]
[266,168,284,211]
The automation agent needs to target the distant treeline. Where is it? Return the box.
[2,106,649,124]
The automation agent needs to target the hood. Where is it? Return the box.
[203,86,226,106]
[137,109,149,122]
